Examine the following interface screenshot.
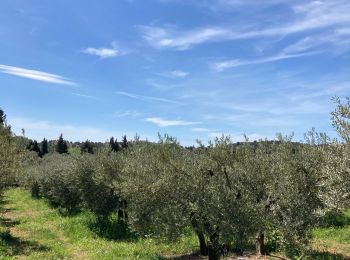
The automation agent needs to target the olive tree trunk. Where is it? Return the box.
[255,229,265,256]
[197,232,208,255]
[190,215,208,255]
[208,228,221,260]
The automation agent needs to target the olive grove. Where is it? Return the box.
[1,97,350,259]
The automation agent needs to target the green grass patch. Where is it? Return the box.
[311,210,350,258]
[0,188,197,259]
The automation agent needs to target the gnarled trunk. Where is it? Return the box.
[123,200,128,222]
[118,200,128,223]
[197,232,208,255]
[255,229,265,256]
[117,208,124,222]
[190,215,208,255]
[208,228,221,260]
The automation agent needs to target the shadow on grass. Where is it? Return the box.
[0,194,50,257]
[0,198,9,207]
[281,243,348,260]
[45,200,82,217]
[88,217,137,241]
[162,252,205,259]
[0,229,49,256]
[0,217,20,228]
[304,250,347,260]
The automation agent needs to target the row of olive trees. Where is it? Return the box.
[23,148,124,218]
[21,134,331,259]
[122,134,330,258]
[0,109,23,193]
[18,97,350,259]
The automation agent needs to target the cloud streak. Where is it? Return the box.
[211,51,318,71]
[116,91,183,104]
[145,117,201,127]
[72,92,95,99]
[191,127,215,132]
[82,47,119,58]
[113,110,141,118]
[170,70,189,78]
[139,25,231,50]
[140,1,350,50]
[0,64,76,85]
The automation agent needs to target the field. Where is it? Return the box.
[1,188,349,259]
[0,188,197,259]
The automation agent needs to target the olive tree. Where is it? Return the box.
[0,109,23,192]
[122,136,267,259]
[264,137,324,254]
[28,154,82,214]
[331,97,350,143]
[204,136,268,257]
[208,134,327,256]
[315,97,350,211]
[121,137,217,256]
[76,147,122,220]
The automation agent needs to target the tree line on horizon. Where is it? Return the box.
[23,133,130,157]
[1,97,350,260]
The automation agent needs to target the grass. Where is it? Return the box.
[311,210,350,258]
[1,188,350,259]
[0,188,198,259]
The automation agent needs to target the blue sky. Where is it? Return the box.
[1,0,350,145]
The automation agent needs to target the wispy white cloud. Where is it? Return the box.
[145,79,183,91]
[191,127,214,132]
[211,51,318,71]
[72,92,95,99]
[222,99,330,116]
[215,0,293,8]
[169,70,189,78]
[140,1,350,50]
[281,29,350,55]
[81,47,119,58]
[145,117,201,127]
[152,70,190,79]
[113,110,141,118]
[161,0,296,9]
[0,64,76,85]
[139,25,231,50]
[116,91,183,104]
[289,81,350,102]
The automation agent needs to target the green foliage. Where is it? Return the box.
[68,146,80,155]
[26,154,81,214]
[122,137,209,239]
[0,109,23,191]
[319,142,350,210]
[121,135,128,149]
[21,133,341,258]
[23,147,124,218]
[55,134,68,154]
[320,210,350,228]
[26,140,41,156]
[41,138,48,157]
[332,96,350,143]
[76,148,122,218]
[0,108,6,126]
[80,140,94,154]
[109,137,120,152]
